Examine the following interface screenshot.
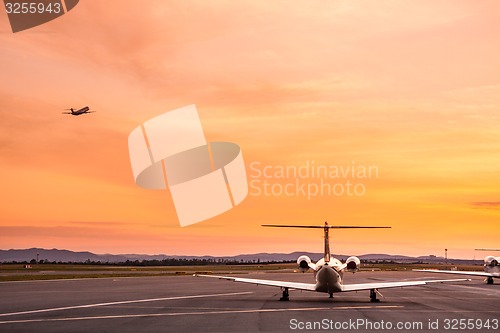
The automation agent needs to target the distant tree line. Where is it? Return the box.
[4,258,296,266]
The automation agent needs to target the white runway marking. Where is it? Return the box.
[0,276,156,284]
[0,305,402,324]
[0,278,102,284]
[0,291,253,318]
[450,284,500,295]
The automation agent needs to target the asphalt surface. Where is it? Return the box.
[0,270,498,332]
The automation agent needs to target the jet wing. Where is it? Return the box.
[194,274,317,291]
[195,274,467,293]
[414,269,499,278]
[341,278,468,292]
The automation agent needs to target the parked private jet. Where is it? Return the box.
[195,222,469,302]
[415,249,500,284]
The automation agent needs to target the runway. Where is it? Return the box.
[0,270,498,332]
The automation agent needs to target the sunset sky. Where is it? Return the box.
[1,1,499,259]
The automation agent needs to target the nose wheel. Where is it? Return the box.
[487,277,494,285]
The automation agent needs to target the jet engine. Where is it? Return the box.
[297,255,312,273]
[345,256,361,273]
[484,256,499,268]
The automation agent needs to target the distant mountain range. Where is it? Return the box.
[0,248,476,264]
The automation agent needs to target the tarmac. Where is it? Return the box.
[0,270,498,332]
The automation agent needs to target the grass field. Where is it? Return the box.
[0,262,483,282]
[0,263,295,282]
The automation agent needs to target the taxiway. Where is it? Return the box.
[0,271,498,332]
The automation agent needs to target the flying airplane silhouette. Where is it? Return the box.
[62,106,95,116]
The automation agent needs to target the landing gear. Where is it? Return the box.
[487,277,494,285]
[280,287,289,301]
[370,289,380,302]
[329,292,333,298]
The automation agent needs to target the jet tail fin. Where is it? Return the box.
[262,222,391,264]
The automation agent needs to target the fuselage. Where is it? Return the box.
[70,106,90,115]
[313,258,344,294]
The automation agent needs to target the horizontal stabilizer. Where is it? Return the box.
[262,225,391,229]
